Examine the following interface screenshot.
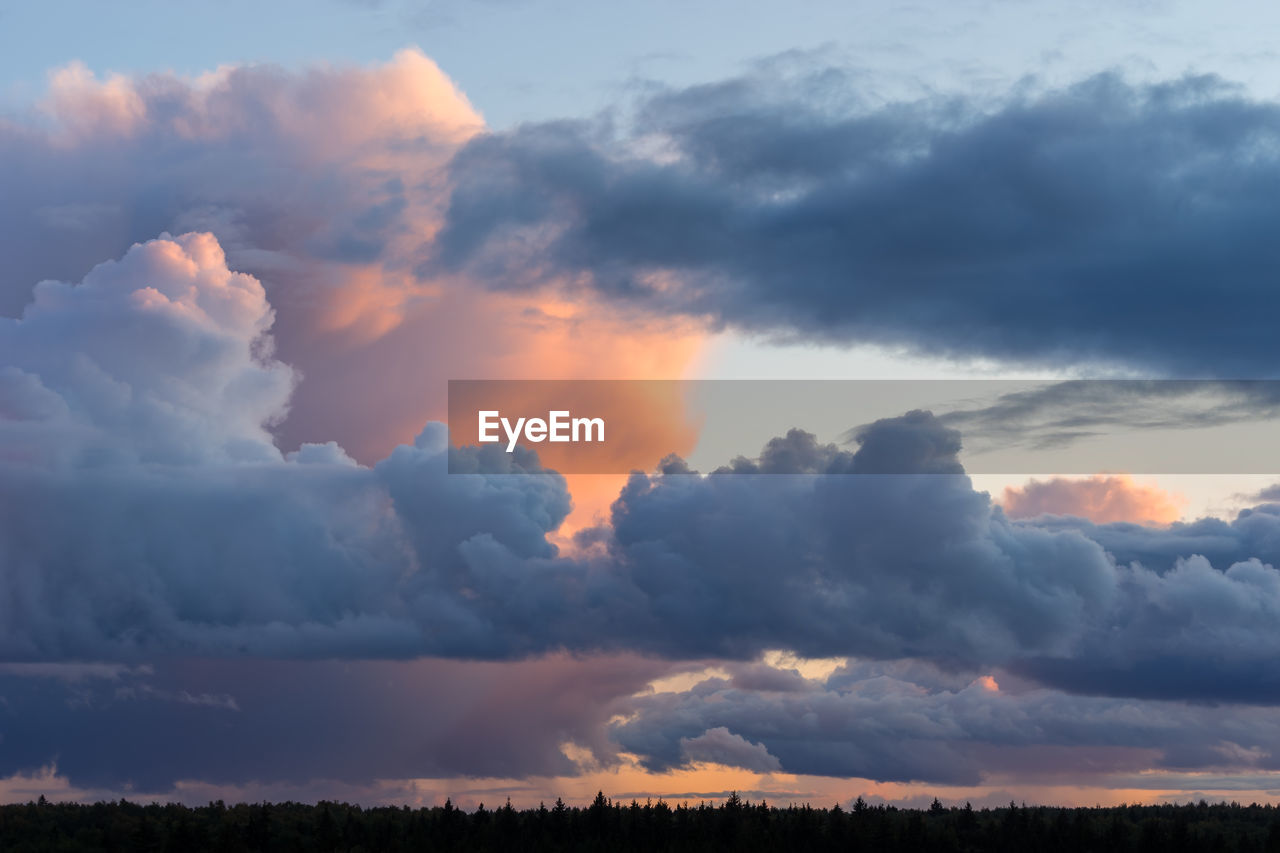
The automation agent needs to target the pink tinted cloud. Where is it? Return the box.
[1001,475,1185,525]
[0,232,293,467]
[2,51,708,464]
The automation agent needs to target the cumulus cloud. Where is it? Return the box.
[3,49,480,308]
[8,236,1280,795]
[9,259,1280,713]
[0,232,293,467]
[432,69,1280,376]
[600,413,1280,704]
[17,48,1280,802]
[613,659,1280,785]
[602,413,1117,665]
[1,49,483,459]
[0,50,704,462]
[0,232,586,660]
[679,727,782,773]
[1001,475,1185,525]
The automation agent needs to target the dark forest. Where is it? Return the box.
[6,793,1280,852]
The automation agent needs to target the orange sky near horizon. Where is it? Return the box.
[6,756,1270,813]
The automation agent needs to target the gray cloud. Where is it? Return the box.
[0,655,669,791]
[602,413,1116,665]
[599,414,1280,704]
[10,243,1280,713]
[0,234,577,662]
[933,380,1280,457]
[10,231,1280,722]
[679,727,783,773]
[613,660,1280,785]
[1252,484,1280,502]
[17,51,1280,800]
[434,70,1280,376]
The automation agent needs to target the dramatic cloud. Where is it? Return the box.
[0,232,292,468]
[0,50,705,462]
[15,53,1280,799]
[612,659,1280,785]
[0,234,580,660]
[8,246,1280,713]
[1001,475,1185,525]
[433,69,1280,376]
[594,417,1280,704]
[601,416,1115,665]
[0,655,672,792]
[12,648,1280,793]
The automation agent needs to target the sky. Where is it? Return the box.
[6,0,1280,810]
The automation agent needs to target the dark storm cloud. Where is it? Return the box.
[12,650,1280,792]
[0,655,670,791]
[434,71,1280,376]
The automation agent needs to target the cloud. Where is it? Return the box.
[432,69,1280,376]
[0,655,671,791]
[0,233,585,661]
[600,413,1280,704]
[0,50,706,463]
[679,727,782,773]
[933,380,1280,459]
[0,232,293,468]
[9,260,1280,713]
[9,236,1280,794]
[17,49,1280,803]
[10,230,1280,720]
[13,648,1280,794]
[1001,475,1185,524]
[601,412,1118,665]
[1251,484,1280,502]
[612,658,1280,785]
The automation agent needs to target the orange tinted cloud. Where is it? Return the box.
[51,52,709,465]
[21,51,712,478]
[19,50,713,557]
[1000,475,1185,525]
[284,282,706,460]
[43,49,483,152]
[440,301,706,538]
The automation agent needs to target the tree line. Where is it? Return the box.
[5,791,1280,852]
